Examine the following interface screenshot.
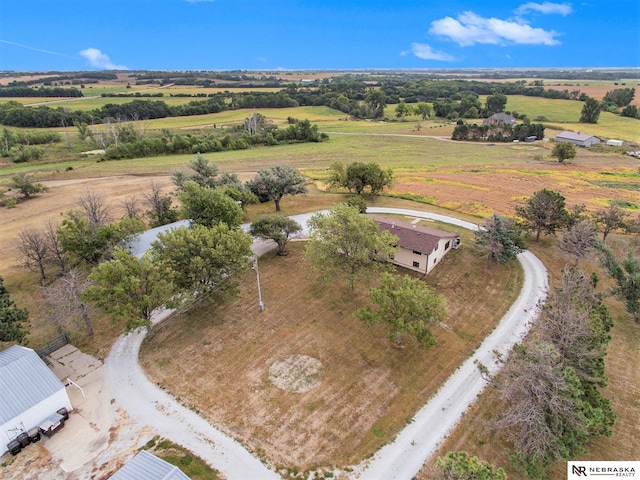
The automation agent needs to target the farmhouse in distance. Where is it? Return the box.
[369,215,460,274]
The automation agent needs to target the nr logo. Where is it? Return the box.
[572,465,588,476]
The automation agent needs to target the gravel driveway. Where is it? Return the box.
[106,208,547,480]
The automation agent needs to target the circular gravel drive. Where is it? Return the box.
[106,208,548,480]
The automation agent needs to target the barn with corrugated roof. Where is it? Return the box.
[0,345,72,451]
[110,450,190,480]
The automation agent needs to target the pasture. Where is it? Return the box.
[1,95,639,476]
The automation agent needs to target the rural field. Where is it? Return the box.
[1,78,639,478]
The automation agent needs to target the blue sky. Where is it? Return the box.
[0,0,638,71]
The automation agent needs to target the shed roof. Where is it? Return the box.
[110,450,190,480]
[0,345,66,425]
[368,215,457,255]
[556,131,598,141]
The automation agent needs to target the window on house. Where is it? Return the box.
[412,261,420,268]
[434,243,438,251]
[434,258,437,264]
[412,250,421,255]
[445,241,450,250]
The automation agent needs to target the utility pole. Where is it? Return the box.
[252,256,264,312]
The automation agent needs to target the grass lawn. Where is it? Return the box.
[139,233,522,473]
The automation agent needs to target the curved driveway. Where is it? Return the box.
[105,208,548,480]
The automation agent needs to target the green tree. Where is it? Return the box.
[475,214,525,267]
[599,247,640,323]
[579,97,602,124]
[83,247,175,332]
[173,155,219,190]
[356,272,446,349]
[150,223,253,299]
[551,141,577,163]
[516,189,568,242]
[603,87,635,107]
[435,451,507,480]
[9,172,48,200]
[364,89,387,119]
[328,161,393,196]
[395,102,413,121]
[246,165,308,212]
[306,204,398,292]
[414,102,433,120]
[621,104,638,118]
[249,215,302,256]
[0,276,29,344]
[143,180,179,228]
[485,94,508,116]
[58,212,145,265]
[178,181,243,228]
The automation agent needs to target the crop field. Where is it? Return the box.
[1,90,639,477]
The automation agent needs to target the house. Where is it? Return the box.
[110,450,190,480]
[555,131,601,147]
[369,215,460,274]
[0,345,72,451]
[483,113,517,127]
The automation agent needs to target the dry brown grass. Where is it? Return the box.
[418,235,640,479]
[139,236,521,473]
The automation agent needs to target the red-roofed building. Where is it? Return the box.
[368,215,460,274]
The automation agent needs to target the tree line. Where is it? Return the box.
[4,77,634,129]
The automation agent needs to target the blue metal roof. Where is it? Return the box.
[0,345,66,425]
[110,450,190,480]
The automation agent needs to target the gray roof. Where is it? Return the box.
[556,131,597,141]
[0,345,66,424]
[483,112,517,125]
[368,215,458,255]
[111,450,190,480]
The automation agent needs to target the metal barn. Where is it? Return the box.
[0,345,72,452]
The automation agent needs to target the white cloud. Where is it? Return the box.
[429,11,560,46]
[410,43,454,61]
[514,2,573,16]
[79,48,128,70]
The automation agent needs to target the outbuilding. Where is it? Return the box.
[555,131,601,147]
[110,450,190,480]
[0,345,72,451]
[369,215,460,274]
[606,139,624,147]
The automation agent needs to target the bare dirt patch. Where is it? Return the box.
[268,354,324,393]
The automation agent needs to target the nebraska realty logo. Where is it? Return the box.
[568,461,639,478]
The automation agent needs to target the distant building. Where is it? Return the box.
[368,215,460,274]
[606,139,624,147]
[110,450,190,480]
[483,113,517,127]
[555,131,601,147]
[0,345,72,451]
